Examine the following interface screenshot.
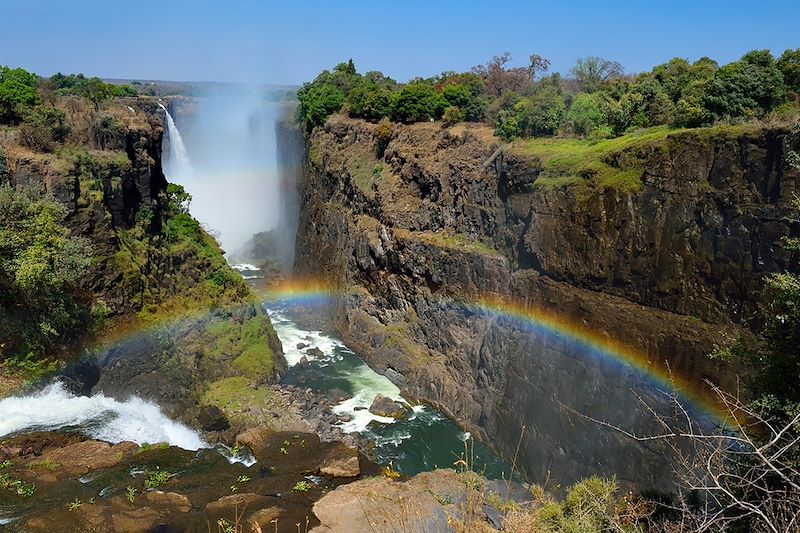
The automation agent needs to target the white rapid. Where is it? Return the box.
[0,383,206,450]
[266,306,408,433]
[159,103,193,180]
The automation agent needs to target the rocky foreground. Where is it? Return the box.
[0,419,529,533]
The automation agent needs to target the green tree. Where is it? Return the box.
[567,92,610,136]
[778,48,800,95]
[80,77,114,111]
[0,66,40,124]
[389,82,445,123]
[516,88,566,137]
[297,82,345,132]
[346,80,392,121]
[704,49,786,119]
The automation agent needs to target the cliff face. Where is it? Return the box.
[2,100,285,420]
[291,116,799,487]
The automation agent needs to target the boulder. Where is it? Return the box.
[320,447,360,478]
[298,355,311,368]
[247,507,282,530]
[236,427,273,454]
[306,347,324,358]
[206,493,272,517]
[196,405,230,431]
[145,491,192,513]
[368,394,407,419]
[36,440,138,475]
[296,342,309,349]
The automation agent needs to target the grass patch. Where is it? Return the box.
[511,123,759,195]
[201,376,283,427]
[394,228,499,257]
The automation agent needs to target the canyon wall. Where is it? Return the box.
[2,100,284,422]
[290,116,799,488]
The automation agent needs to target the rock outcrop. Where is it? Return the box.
[289,116,800,488]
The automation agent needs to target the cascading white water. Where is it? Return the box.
[159,103,193,180]
[0,383,206,450]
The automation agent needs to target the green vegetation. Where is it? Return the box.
[297,48,800,142]
[0,465,37,498]
[292,480,311,492]
[0,186,92,372]
[394,228,499,256]
[143,468,171,489]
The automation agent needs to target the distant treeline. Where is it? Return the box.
[296,50,800,140]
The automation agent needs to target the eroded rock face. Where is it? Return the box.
[289,117,800,488]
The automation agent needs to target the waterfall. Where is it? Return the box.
[159,103,192,180]
[0,383,206,450]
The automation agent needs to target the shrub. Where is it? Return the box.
[441,105,463,127]
[0,186,92,364]
[374,117,393,157]
[92,114,126,150]
[567,92,609,136]
[18,106,69,152]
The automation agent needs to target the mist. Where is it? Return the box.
[161,87,293,258]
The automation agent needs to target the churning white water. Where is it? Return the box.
[0,383,206,450]
[266,306,408,433]
[159,103,192,180]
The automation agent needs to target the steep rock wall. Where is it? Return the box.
[290,116,799,487]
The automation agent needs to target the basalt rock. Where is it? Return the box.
[289,117,800,489]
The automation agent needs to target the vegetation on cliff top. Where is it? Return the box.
[296,49,800,142]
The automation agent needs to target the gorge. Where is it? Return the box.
[0,49,798,531]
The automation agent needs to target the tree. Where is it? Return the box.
[527,54,551,82]
[778,48,800,95]
[570,56,624,92]
[703,50,786,119]
[346,80,392,121]
[472,53,532,97]
[0,66,40,124]
[80,77,113,111]
[516,88,566,137]
[297,82,345,132]
[567,92,610,136]
[389,82,445,123]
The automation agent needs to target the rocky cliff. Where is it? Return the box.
[290,116,800,488]
[1,99,285,424]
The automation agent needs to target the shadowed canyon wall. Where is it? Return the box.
[287,116,799,488]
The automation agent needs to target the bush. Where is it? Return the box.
[374,117,393,157]
[0,186,92,364]
[18,106,69,152]
[703,49,786,119]
[517,88,566,137]
[567,92,609,136]
[441,105,464,126]
[92,114,126,150]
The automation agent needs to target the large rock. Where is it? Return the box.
[368,394,407,419]
[320,446,360,477]
[35,440,138,476]
[196,405,230,431]
[205,493,272,517]
[311,470,477,533]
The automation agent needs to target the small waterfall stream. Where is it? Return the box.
[159,103,193,180]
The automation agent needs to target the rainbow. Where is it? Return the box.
[263,277,730,422]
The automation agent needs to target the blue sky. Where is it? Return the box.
[2,0,798,85]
